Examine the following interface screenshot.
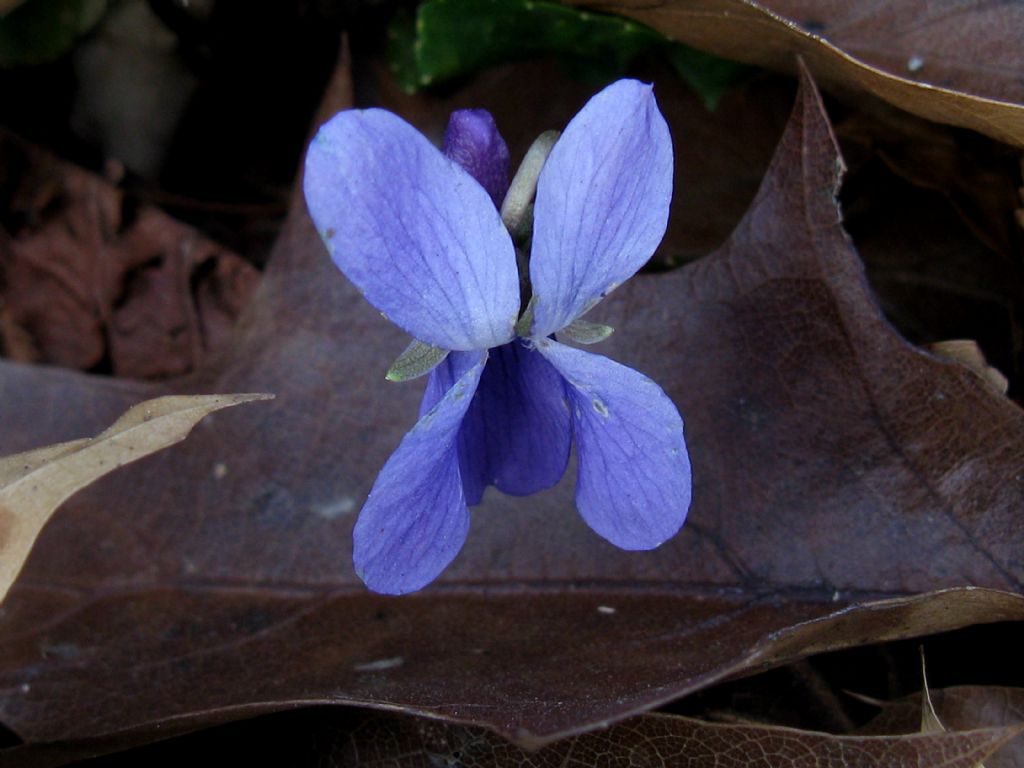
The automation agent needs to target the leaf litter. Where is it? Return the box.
[0,8,1023,765]
[0,133,260,378]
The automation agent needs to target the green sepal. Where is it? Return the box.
[385,341,450,382]
[501,129,560,242]
[560,319,614,345]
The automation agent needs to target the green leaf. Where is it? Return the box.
[667,43,751,110]
[0,0,106,67]
[389,0,750,109]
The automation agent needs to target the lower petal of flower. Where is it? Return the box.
[354,350,487,594]
[459,340,571,503]
[420,343,572,505]
[536,339,692,550]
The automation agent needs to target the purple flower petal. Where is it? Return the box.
[537,340,691,549]
[420,343,571,504]
[353,350,487,594]
[461,341,572,503]
[304,109,519,351]
[443,109,511,206]
[528,80,673,338]
[419,350,488,504]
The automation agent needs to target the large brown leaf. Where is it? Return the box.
[570,0,1024,146]
[55,708,1014,768]
[7,705,1020,767]
[1,56,1023,752]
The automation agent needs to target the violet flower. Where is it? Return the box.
[304,79,691,594]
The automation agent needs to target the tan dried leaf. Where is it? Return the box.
[0,393,272,604]
[920,650,989,768]
[928,340,1009,396]
[920,652,947,735]
[861,686,1024,768]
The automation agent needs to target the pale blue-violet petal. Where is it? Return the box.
[354,350,487,594]
[537,339,691,549]
[304,109,519,351]
[529,79,673,338]
[419,350,488,505]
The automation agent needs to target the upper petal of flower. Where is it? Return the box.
[443,109,511,206]
[304,109,520,351]
[528,80,673,338]
[537,340,691,549]
[353,350,487,594]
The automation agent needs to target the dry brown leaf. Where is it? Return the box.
[917,652,992,768]
[6,706,1021,767]
[0,393,272,604]
[571,0,1024,146]
[0,134,261,378]
[863,686,1024,768]
[920,651,947,736]
[321,710,1022,768]
[1,51,1024,754]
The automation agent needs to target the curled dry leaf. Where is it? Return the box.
[919,652,946,736]
[318,710,1021,768]
[861,686,1024,768]
[762,0,1024,105]
[1,52,1024,753]
[0,393,272,605]
[570,0,1024,146]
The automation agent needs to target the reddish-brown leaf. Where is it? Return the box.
[0,57,1023,751]
[0,136,260,378]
